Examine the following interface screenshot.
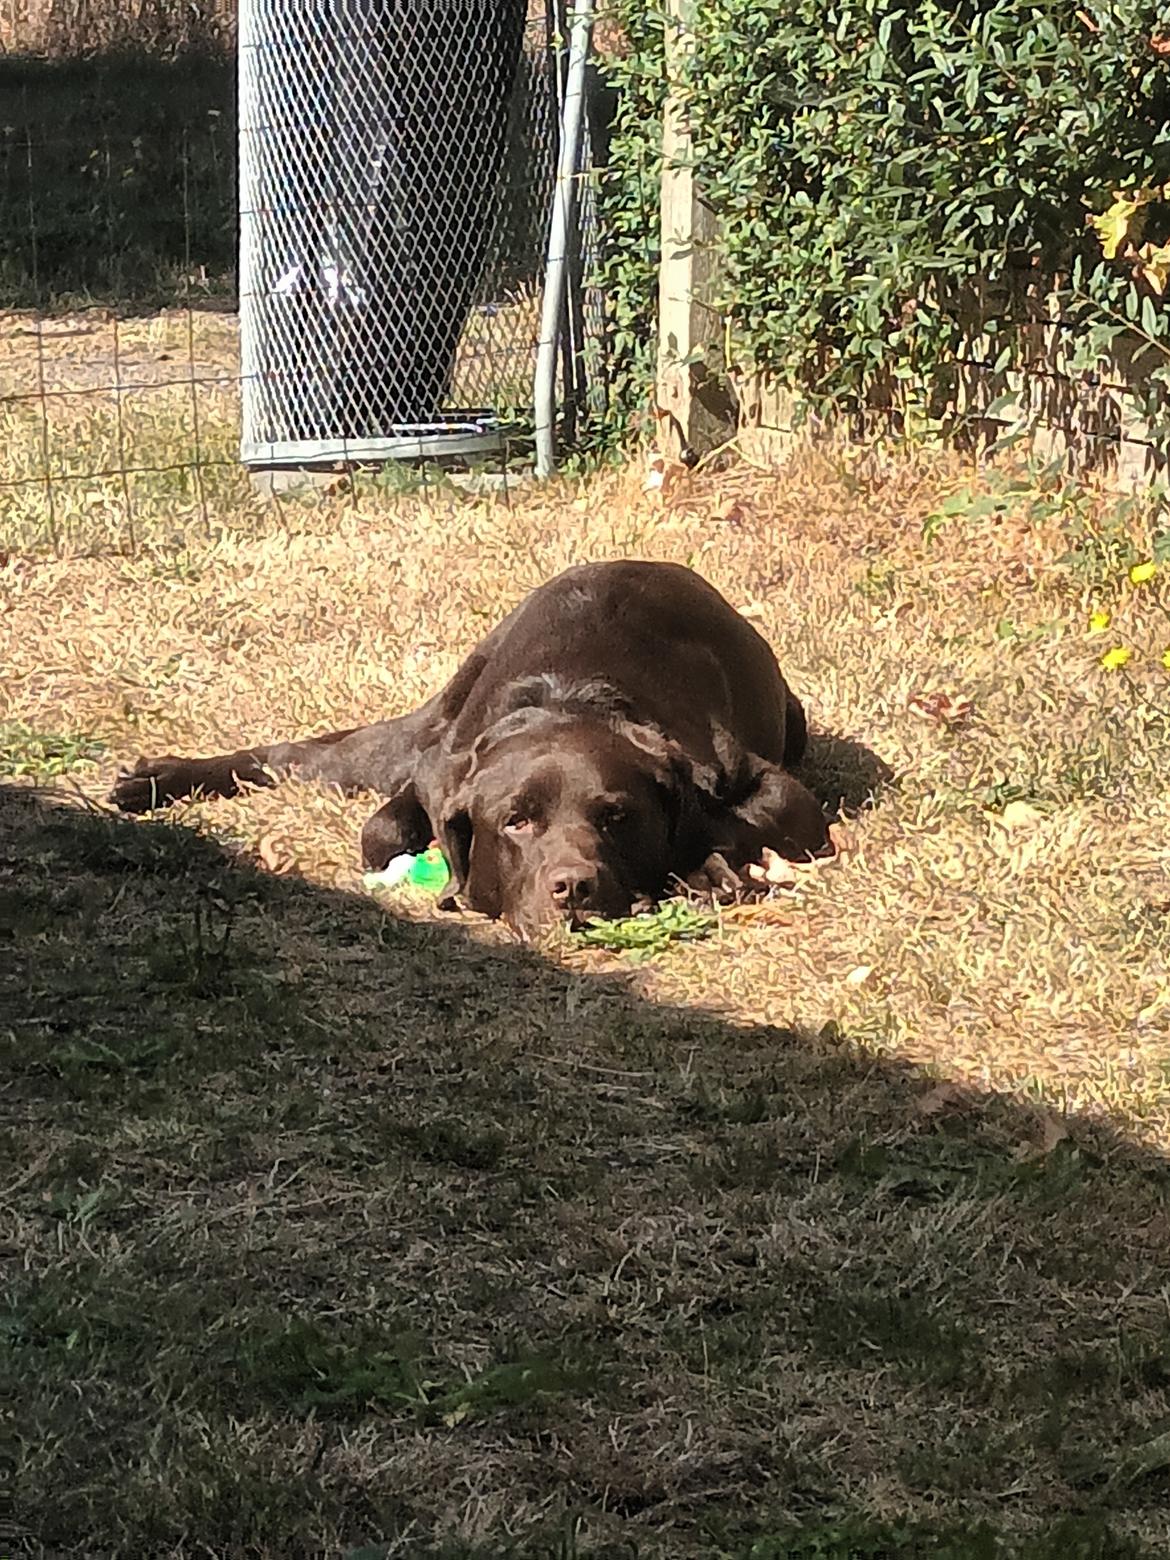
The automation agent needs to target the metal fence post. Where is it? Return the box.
[534,0,594,479]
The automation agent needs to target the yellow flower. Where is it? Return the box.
[1129,561,1158,585]
[1162,648,1170,671]
[1101,646,1133,670]
[1089,608,1111,632]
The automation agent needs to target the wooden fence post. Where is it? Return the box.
[656,0,736,462]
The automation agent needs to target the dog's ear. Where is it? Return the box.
[360,791,431,871]
[437,805,473,891]
[765,769,831,859]
[660,750,714,864]
[427,749,473,910]
[432,760,506,920]
[437,802,505,919]
[619,720,713,862]
[725,762,831,865]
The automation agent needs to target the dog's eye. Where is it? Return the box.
[504,813,533,833]
[599,805,627,832]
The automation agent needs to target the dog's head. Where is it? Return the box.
[430,677,828,938]
[433,706,696,938]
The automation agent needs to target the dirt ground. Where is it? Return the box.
[3,308,1170,1557]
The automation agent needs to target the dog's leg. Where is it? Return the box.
[110,704,436,815]
[360,787,433,870]
[727,761,830,863]
[783,690,808,767]
[684,850,749,903]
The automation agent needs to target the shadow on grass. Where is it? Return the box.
[3,781,1170,1559]
[801,726,895,819]
[0,52,237,309]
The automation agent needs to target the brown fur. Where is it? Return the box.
[110,560,829,934]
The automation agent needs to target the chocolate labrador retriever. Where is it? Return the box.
[111,560,829,936]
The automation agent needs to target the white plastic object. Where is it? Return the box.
[362,853,417,891]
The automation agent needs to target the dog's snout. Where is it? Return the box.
[548,867,596,907]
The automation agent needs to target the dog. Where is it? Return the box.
[110,560,830,936]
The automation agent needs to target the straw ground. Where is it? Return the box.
[3,312,1170,1556]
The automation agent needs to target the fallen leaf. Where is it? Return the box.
[1151,31,1170,53]
[737,601,765,621]
[716,501,748,527]
[1015,1108,1071,1161]
[872,601,914,631]
[642,452,666,493]
[643,450,689,502]
[721,901,791,926]
[845,963,873,986]
[660,463,691,503]
[908,689,975,726]
[1039,1111,1070,1155]
[746,847,798,887]
[999,799,1046,831]
[257,833,295,874]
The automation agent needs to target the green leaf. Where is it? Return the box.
[1140,293,1164,344]
[597,0,1170,440]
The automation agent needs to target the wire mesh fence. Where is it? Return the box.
[0,46,240,554]
[0,0,606,555]
[240,0,564,463]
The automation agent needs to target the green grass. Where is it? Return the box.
[726,1515,1156,1559]
[0,718,105,778]
[5,781,1170,1555]
[577,899,718,958]
[337,1515,1164,1559]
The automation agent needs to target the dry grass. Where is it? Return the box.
[0,0,234,58]
[0,305,540,556]
[0,308,243,553]
[3,309,1170,1557]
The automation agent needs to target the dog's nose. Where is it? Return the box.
[549,868,596,908]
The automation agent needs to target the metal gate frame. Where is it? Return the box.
[534,0,594,477]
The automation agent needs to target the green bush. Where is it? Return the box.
[590,10,666,449]
[686,0,1170,425]
[596,1,1170,445]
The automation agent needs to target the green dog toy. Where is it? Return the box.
[363,842,450,895]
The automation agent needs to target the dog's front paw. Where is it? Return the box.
[108,756,200,814]
[685,851,763,905]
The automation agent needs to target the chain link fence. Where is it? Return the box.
[0,0,606,554]
[240,0,596,465]
[0,41,239,554]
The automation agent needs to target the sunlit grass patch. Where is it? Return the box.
[4,312,1170,1554]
